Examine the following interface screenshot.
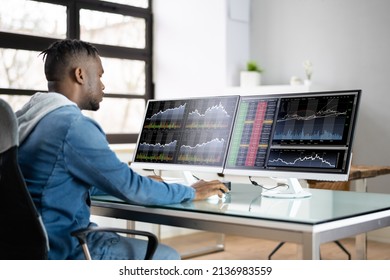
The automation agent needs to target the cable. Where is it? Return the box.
[248,176,289,191]
[248,194,263,212]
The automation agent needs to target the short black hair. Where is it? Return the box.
[40,39,99,81]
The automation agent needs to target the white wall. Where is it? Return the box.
[153,0,252,98]
[225,0,251,86]
[250,0,390,195]
[153,0,227,99]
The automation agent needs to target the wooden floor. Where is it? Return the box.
[163,232,390,260]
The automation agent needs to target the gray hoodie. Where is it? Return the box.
[16,92,76,144]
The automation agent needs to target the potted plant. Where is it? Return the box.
[240,60,264,87]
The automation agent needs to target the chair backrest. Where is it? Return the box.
[0,98,49,259]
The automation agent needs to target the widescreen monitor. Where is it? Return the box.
[131,96,240,175]
[224,90,361,198]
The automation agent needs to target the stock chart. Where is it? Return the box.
[134,96,239,167]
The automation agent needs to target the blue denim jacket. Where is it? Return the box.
[18,105,195,259]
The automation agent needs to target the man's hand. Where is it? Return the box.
[191,179,229,200]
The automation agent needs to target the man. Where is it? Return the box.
[16,39,228,260]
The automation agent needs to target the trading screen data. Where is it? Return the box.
[226,97,278,169]
[133,96,239,168]
[225,91,360,175]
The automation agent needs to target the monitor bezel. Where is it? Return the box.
[223,89,361,182]
[131,95,240,174]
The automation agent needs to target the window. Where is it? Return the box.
[0,0,153,143]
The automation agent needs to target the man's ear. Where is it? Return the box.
[74,67,84,84]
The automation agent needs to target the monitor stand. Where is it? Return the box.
[261,178,312,199]
[182,170,198,185]
[159,171,194,185]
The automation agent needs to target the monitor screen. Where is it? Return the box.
[131,96,240,173]
[224,90,361,197]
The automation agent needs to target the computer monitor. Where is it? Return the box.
[131,96,240,180]
[224,89,361,198]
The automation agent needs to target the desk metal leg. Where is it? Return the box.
[350,178,368,260]
[355,233,367,260]
[302,233,320,260]
[350,178,367,192]
[180,233,225,259]
[128,221,226,259]
[126,220,136,237]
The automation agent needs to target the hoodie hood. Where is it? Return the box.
[16,92,77,144]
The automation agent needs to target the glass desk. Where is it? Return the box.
[91,183,390,260]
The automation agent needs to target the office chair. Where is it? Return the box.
[0,98,158,260]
